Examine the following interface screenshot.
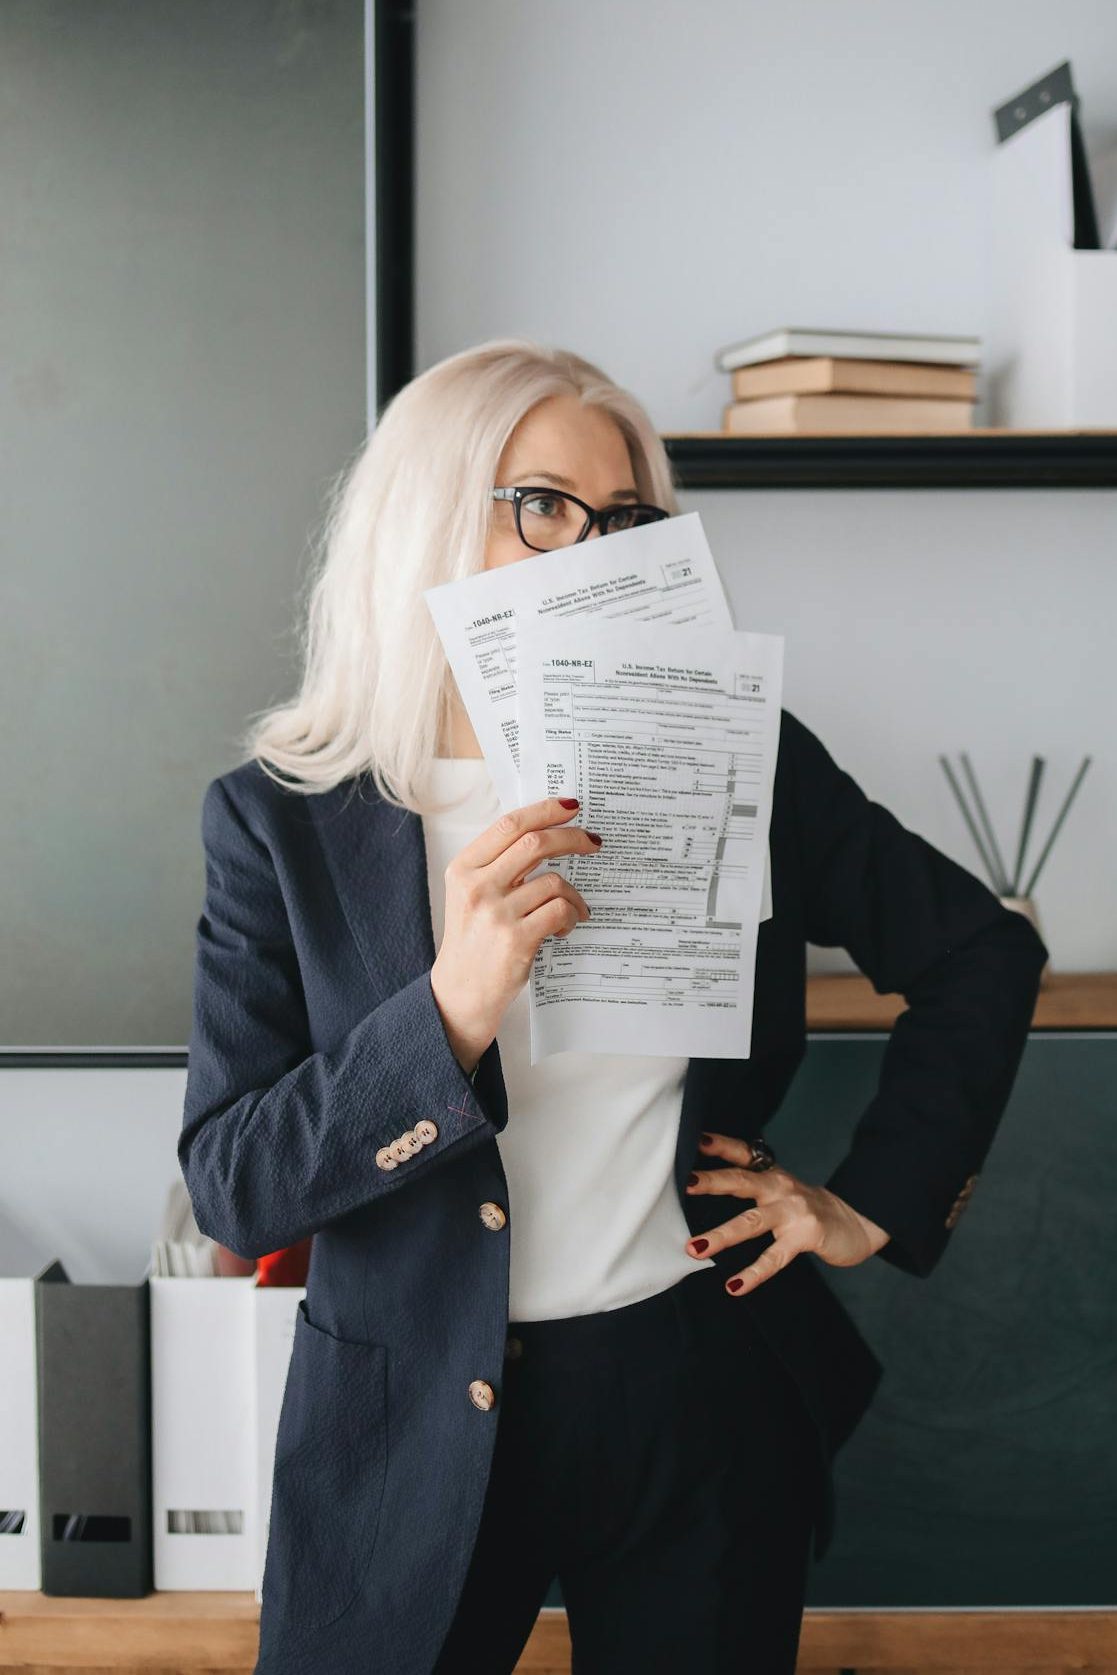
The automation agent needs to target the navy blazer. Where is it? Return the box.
[180,707,1047,1675]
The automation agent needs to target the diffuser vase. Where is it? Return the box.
[998,894,1050,987]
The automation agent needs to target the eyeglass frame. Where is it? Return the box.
[490,484,670,551]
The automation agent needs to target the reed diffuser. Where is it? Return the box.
[938,751,1092,986]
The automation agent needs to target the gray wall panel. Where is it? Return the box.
[1,0,366,1045]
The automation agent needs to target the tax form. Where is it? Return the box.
[515,616,783,1062]
[424,510,772,918]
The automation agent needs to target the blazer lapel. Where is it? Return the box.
[307,777,436,1000]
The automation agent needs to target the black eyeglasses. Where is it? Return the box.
[491,485,670,552]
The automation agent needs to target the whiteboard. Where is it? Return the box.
[0,0,368,1049]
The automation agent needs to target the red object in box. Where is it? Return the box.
[256,1236,312,1287]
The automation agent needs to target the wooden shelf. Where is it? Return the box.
[661,429,1117,488]
[1,1594,1114,1671]
[4,973,1113,1068]
[806,969,1117,1032]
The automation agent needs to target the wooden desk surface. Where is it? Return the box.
[1,1593,1116,1671]
[805,970,1117,1032]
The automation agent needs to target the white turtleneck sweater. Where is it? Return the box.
[418,756,716,1321]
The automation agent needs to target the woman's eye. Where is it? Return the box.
[523,494,560,517]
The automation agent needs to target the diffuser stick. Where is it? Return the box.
[1011,756,1044,895]
[960,752,1011,895]
[1021,756,1092,898]
[939,755,1000,891]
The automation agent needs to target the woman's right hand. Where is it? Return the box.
[429,795,602,1074]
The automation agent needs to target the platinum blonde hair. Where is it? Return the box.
[241,337,681,812]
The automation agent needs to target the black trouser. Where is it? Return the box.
[432,1261,820,1674]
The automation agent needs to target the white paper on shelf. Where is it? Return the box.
[424,510,772,918]
[149,1273,258,1590]
[0,1273,43,1588]
[515,615,783,1063]
[988,99,1117,425]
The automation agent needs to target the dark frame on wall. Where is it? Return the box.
[371,0,415,419]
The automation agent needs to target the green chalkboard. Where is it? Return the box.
[784,1032,1117,1607]
[542,1033,1117,1609]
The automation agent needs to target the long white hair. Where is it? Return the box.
[242,337,682,812]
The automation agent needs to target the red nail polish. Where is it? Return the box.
[700,1132,713,1145]
[691,1237,709,1254]
[726,1277,744,1293]
[558,797,579,808]
[686,1172,699,1187]
[586,831,602,845]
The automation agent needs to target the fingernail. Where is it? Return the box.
[726,1277,744,1293]
[558,797,579,808]
[700,1132,713,1145]
[686,1172,699,1187]
[586,831,602,845]
[691,1237,709,1254]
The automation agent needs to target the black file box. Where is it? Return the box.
[35,1260,152,1596]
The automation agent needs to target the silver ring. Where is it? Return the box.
[745,1136,776,1171]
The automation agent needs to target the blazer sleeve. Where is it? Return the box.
[784,709,1048,1279]
[178,774,509,1260]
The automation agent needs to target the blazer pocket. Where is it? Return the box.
[262,1298,389,1631]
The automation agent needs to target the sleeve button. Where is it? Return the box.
[414,1119,439,1145]
[375,1147,398,1171]
[944,1173,979,1228]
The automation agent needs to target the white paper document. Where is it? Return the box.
[515,616,784,1063]
[424,510,772,918]
[425,512,732,808]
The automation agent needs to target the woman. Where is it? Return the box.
[180,339,1047,1675]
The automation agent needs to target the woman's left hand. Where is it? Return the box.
[684,1130,891,1295]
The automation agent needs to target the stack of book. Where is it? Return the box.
[715,327,982,435]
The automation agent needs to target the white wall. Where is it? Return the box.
[0,1070,186,1284]
[416,0,1117,972]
